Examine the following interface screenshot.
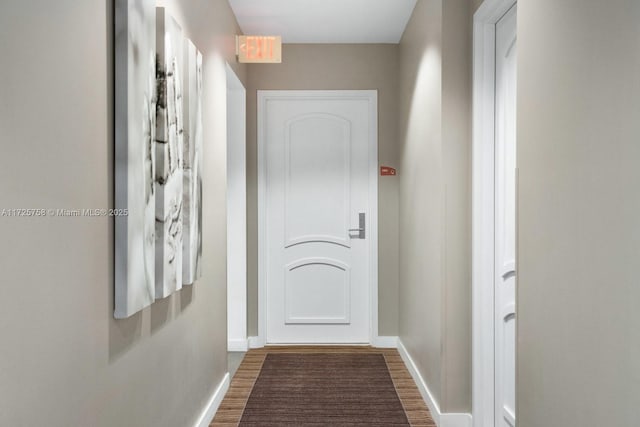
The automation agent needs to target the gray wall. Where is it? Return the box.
[246,44,401,337]
[398,0,472,413]
[0,0,245,426]
[472,0,485,13]
[441,0,472,412]
[398,0,444,407]
[517,0,640,425]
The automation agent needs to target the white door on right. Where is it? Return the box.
[495,4,517,427]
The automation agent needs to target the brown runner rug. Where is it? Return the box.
[239,353,408,426]
[212,347,436,427]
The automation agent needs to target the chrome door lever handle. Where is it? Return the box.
[348,213,366,239]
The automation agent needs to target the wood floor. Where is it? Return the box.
[211,346,436,426]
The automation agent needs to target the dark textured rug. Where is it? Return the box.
[238,353,410,426]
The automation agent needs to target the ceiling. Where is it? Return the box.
[228,0,418,44]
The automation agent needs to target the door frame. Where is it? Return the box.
[472,1,517,426]
[256,90,379,346]
[226,64,248,352]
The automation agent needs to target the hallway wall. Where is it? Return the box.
[397,0,472,413]
[246,44,401,337]
[398,0,444,408]
[441,0,473,412]
[516,0,640,425]
[0,1,245,426]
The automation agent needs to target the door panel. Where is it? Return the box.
[262,92,375,344]
[285,114,351,248]
[495,5,517,427]
[285,258,350,324]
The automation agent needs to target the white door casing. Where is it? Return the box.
[472,1,518,426]
[226,64,247,351]
[495,5,517,427]
[258,90,378,345]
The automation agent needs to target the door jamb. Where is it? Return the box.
[226,64,248,352]
[472,1,517,426]
[257,90,379,347]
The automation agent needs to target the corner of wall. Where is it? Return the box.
[397,0,473,416]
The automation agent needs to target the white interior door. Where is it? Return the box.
[260,90,377,344]
[495,5,517,427]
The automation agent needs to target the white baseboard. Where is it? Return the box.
[397,339,472,427]
[248,336,265,349]
[441,413,473,427]
[248,336,398,348]
[397,339,442,425]
[372,336,398,348]
[227,338,248,352]
[193,372,230,427]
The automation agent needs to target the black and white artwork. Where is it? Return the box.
[114,0,157,318]
[155,8,183,298]
[114,5,204,317]
[182,39,203,285]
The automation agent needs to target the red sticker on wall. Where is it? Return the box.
[380,166,397,176]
